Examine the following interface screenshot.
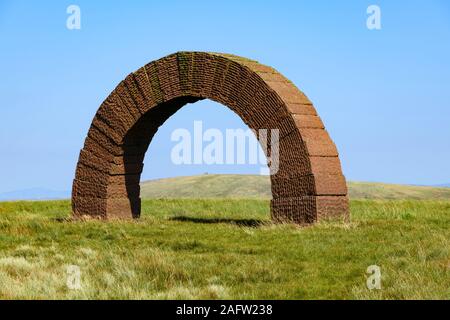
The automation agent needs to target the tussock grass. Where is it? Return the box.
[0,199,448,299]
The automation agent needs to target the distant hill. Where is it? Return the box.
[141,174,450,200]
[1,176,448,202]
[433,183,450,188]
[141,174,271,199]
[0,188,70,201]
[348,181,450,200]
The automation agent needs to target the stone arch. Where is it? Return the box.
[72,52,349,224]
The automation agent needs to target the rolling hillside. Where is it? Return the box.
[141,174,450,200]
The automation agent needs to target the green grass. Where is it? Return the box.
[0,199,448,299]
[140,174,450,200]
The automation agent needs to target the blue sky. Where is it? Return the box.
[0,0,449,193]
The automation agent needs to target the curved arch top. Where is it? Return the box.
[72,51,349,224]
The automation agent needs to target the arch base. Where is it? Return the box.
[72,195,349,224]
[271,196,349,224]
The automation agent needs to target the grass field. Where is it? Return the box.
[141,174,450,200]
[0,199,448,299]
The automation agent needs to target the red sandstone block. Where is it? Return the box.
[74,162,111,187]
[271,195,349,223]
[73,196,140,219]
[313,173,348,195]
[156,54,182,101]
[132,67,158,112]
[269,172,346,197]
[114,81,142,121]
[304,141,338,157]
[259,86,286,113]
[110,162,143,175]
[122,119,159,147]
[87,126,126,156]
[256,71,286,83]
[82,138,145,167]
[265,81,312,104]
[286,103,317,115]
[84,135,123,158]
[109,173,140,187]
[73,167,139,194]
[270,174,316,198]
[300,128,332,142]
[310,156,343,175]
[217,63,239,106]
[269,131,312,176]
[78,149,111,173]
[72,179,107,199]
[72,196,106,217]
[111,154,144,166]
[234,73,264,106]
[144,62,164,104]
[242,105,278,130]
[79,148,143,175]
[167,61,183,96]
[95,94,136,138]
[270,196,316,224]
[106,197,140,219]
[191,52,208,96]
[221,61,254,109]
[72,178,140,199]
[293,115,324,129]
[177,51,195,95]
[212,53,258,66]
[83,136,115,162]
[300,128,338,156]
[209,56,230,102]
[238,87,284,129]
[230,88,259,125]
[87,125,148,157]
[239,61,276,74]
[263,110,298,140]
[91,117,123,145]
[95,101,126,137]
[195,52,218,97]
[122,74,149,114]
[316,196,349,221]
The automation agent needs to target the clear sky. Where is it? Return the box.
[0,0,449,194]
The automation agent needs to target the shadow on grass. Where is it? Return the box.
[51,215,268,228]
[52,217,72,223]
[169,216,268,228]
